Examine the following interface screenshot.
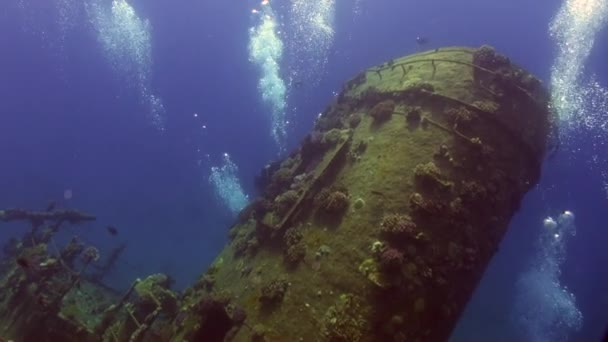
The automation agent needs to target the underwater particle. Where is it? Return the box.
[64,189,73,200]
[369,100,396,123]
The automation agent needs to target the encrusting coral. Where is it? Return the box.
[369,100,396,123]
[379,214,418,241]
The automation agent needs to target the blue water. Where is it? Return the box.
[1,0,607,341]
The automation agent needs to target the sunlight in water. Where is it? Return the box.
[288,0,336,85]
[249,6,287,148]
[87,0,166,131]
[512,212,582,342]
[209,154,249,215]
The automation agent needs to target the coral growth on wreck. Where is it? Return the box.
[369,100,395,123]
[260,278,289,305]
[315,189,350,215]
[379,214,418,241]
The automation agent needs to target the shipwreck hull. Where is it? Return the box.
[176,46,553,342]
[0,46,553,342]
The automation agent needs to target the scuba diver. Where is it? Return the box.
[416,36,429,50]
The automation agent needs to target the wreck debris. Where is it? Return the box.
[0,208,95,226]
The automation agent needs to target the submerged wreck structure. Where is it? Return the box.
[0,46,553,341]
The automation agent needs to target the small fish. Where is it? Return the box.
[46,201,56,212]
[106,225,119,236]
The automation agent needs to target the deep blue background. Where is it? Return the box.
[0,0,607,340]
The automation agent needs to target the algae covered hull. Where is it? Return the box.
[0,46,552,342]
[179,46,553,342]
